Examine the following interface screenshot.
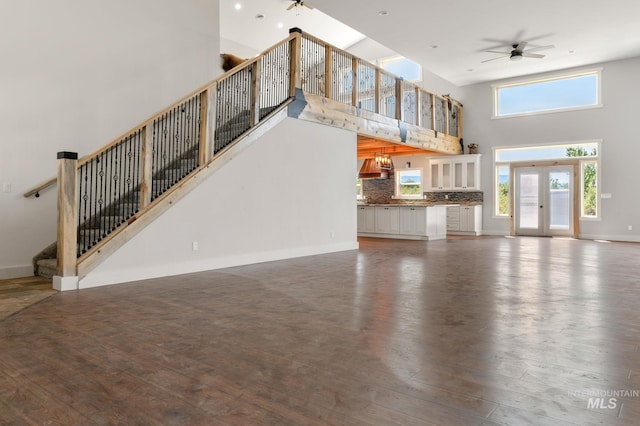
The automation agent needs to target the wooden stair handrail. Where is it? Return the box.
[23,33,297,198]
[24,30,463,198]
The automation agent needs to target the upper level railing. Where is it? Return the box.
[298,31,462,138]
[25,28,463,279]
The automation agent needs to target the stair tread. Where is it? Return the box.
[37,258,56,267]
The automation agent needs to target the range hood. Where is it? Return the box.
[358,158,395,179]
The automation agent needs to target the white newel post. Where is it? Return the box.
[53,151,79,291]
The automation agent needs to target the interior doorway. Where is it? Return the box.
[513,165,575,237]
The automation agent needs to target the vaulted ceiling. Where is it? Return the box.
[222,0,640,86]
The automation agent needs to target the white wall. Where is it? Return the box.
[0,0,221,278]
[79,118,358,288]
[462,57,640,241]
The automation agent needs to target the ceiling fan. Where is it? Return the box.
[286,0,315,11]
[482,41,554,63]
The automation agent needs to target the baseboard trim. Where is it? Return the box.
[0,265,33,280]
[78,241,359,289]
[579,234,640,243]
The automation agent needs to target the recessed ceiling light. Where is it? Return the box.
[277,22,284,29]
[234,3,242,10]
[569,50,575,54]
[467,68,474,72]
[431,45,438,49]
[378,11,388,16]
[255,14,264,19]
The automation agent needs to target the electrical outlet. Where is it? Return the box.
[445,194,449,200]
[2,183,11,193]
[628,225,633,231]
[192,241,199,251]
[329,231,335,239]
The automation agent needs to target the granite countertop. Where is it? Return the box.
[358,201,482,207]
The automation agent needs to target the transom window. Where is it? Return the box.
[493,70,601,118]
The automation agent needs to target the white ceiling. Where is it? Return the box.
[221,0,640,86]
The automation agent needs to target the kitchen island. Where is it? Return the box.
[357,203,451,240]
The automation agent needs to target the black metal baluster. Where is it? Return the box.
[182,100,188,176]
[110,146,116,232]
[78,165,85,256]
[92,157,99,245]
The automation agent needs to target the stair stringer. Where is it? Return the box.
[76,108,291,280]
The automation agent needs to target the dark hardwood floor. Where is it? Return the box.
[1,236,639,425]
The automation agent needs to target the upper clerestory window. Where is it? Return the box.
[493,69,601,118]
[381,57,422,82]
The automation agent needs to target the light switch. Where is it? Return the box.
[2,183,11,193]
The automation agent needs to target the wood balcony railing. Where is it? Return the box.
[296,30,463,142]
[24,28,463,282]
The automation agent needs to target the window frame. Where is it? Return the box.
[395,168,423,199]
[492,69,602,119]
[492,141,600,220]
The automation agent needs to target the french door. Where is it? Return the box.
[514,166,574,237]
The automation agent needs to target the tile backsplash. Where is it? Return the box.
[362,177,483,204]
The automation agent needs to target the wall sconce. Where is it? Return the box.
[405,162,411,169]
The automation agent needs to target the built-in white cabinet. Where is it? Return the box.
[357,206,375,233]
[399,206,427,235]
[429,159,452,190]
[357,205,447,240]
[374,206,400,234]
[446,205,482,235]
[429,155,481,191]
[452,157,478,190]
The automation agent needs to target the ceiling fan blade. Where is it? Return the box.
[481,56,508,64]
[286,3,296,10]
[514,41,528,52]
[525,44,555,53]
[522,53,545,59]
[303,2,315,9]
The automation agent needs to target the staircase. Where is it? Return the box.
[31,111,259,278]
[25,28,464,284]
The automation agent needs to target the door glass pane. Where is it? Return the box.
[442,163,451,187]
[431,163,439,188]
[519,173,539,229]
[466,162,475,187]
[454,162,463,187]
[548,171,570,229]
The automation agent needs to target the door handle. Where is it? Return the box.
[540,205,543,208]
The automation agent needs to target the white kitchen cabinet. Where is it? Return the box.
[429,159,452,190]
[425,205,447,239]
[446,205,482,235]
[452,156,480,190]
[357,205,447,240]
[399,206,427,236]
[429,155,481,191]
[357,206,375,233]
[374,206,400,234]
[446,206,461,231]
